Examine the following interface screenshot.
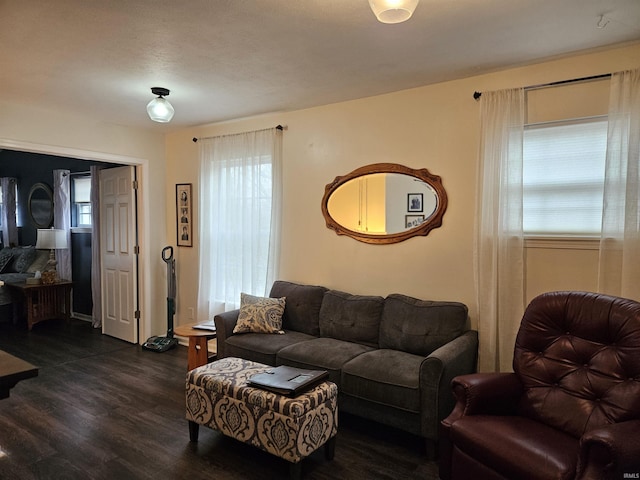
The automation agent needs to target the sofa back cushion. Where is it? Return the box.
[269,281,327,336]
[379,294,468,356]
[319,290,384,347]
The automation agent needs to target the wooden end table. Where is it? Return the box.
[7,280,73,330]
[173,322,217,370]
[0,350,38,399]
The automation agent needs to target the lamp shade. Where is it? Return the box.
[36,229,68,250]
[369,0,419,24]
[147,96,175,123]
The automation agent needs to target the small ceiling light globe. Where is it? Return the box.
[368,0,419,24]
[147,87,175,123]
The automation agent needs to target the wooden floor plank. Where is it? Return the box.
[0,319,439,479]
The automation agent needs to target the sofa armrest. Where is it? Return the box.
[213,309,240,358]
[418,329,478,440]
[577,420,640,480]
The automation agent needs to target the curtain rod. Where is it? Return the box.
[192,124,284,143]
[473,73,612,100]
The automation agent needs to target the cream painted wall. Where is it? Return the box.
[166,43,640,330]
[0,101,168,342]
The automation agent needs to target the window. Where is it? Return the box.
[523,117,608,236]
[197,127,282,318]
[72,176,92,227]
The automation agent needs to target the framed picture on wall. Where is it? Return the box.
[176,183,193,247]
[407,193,423,212]
[405,215,425,229]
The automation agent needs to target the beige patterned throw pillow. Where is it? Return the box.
[233,293,286,334]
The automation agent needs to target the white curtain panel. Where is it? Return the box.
[90,166,103,328]
[53,169,72,281]
[598,68,640,300]
[0,177,18,247]
[197,127,283,321]
[475,88,526,373]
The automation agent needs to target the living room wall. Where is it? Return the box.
[165,42,640,331]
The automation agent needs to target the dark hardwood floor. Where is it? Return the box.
[0,318,439,480]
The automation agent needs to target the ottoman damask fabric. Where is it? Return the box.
[185,357,338,473]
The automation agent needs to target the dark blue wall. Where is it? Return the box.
[0,149,113,315]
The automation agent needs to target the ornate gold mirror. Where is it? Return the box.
[27,182,54,229]
[321,163,447,244]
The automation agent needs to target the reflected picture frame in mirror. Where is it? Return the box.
[321,163,447,244]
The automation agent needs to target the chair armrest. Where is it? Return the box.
[213,309,240,358]
[577,420,640,480]
[443,372,523,426]
[419,330,478,439]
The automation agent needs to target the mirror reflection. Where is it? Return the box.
[321,163,447,244]
[328,173,438,235]
[28,183,54,229]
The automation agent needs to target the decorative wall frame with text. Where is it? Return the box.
[176,183,193,247]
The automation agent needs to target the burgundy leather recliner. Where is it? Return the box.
[439,291,640,480]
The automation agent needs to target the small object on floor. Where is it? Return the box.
[142,335,178,352]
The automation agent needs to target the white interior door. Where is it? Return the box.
[100,166,138,343]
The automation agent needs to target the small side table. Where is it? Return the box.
[174,322,217,370]
[7,280,73,330]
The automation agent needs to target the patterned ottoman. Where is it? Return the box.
[185,357,338,479]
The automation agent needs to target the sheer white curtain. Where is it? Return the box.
[53,170,72,281]
[197,127,283,320]
[598,68,640,300]
[0,178,18,247]
[475,88,526,372]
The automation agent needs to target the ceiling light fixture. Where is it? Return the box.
[369,0,419,24]
[147,87,175,123]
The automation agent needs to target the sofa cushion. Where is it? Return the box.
[341,349,422,413]
[11,246,37,273]
[277,337,376,387]
[225,330,316,366]
[449,415,578,480]
[26,249,50,274]
[233,293,286,334]
[379,294,468,356]
[0,249,13,273]
[319,290,384,347]
[269,281,327,336]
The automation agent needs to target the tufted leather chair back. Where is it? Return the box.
[513,291,640,438]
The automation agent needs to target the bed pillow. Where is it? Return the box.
[233,293,286,334]
[0,248,13,273]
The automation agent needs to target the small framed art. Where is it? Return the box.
[407,193,423,212]
[405,215,425,229]
[176,183,193,247]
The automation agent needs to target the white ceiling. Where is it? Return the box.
[1,0,639,132]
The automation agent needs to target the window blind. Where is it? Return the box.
[523,118,607,235]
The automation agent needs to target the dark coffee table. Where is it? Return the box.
[0,350,38,399]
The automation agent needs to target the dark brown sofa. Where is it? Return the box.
[214,280,478,454]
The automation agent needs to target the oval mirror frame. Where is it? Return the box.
[321,163,448,244]
[27,182,54,229]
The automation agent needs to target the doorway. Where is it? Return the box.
[0,140,154,344]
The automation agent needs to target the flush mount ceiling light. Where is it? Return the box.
[147,87,175,123]
[369,0,419,24]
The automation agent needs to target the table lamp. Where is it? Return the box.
[35,228,68,284]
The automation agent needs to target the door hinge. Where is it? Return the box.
[134,310,141,319]
[132,180,139,190]
[134,245,140,254]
